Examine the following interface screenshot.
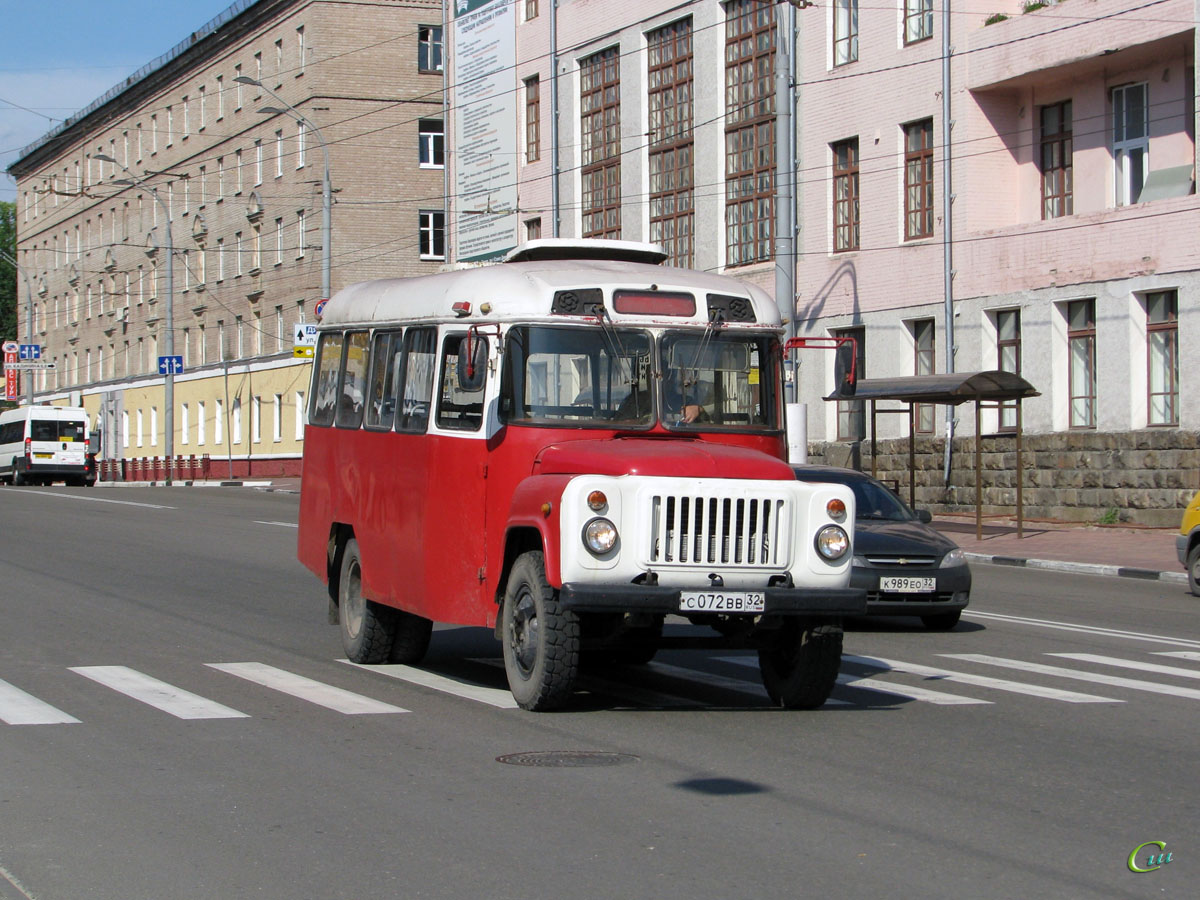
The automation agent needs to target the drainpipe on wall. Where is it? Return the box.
[549,0,560,236]
[941,0,956,486]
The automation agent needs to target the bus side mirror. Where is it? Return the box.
[457,331,488,392]
[87,432,101,455]
[834,341,857,397]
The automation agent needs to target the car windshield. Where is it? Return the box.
[794,471,914,521]
[501,325,781,430]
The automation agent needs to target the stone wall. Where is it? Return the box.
[806,429,1200,527]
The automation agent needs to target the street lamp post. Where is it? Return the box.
[0,248,36,406]
[97,154,176,484]
[234,76,332,303]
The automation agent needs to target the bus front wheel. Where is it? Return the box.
[501,551,580,711]
[758,619,843,709]
[337,538,396,664]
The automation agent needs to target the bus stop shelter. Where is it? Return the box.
[825,371,1040,539]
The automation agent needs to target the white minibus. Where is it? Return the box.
[0,406,98,486]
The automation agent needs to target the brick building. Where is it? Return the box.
[7,0,447,476]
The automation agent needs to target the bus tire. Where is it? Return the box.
[758,619,843,710]
[388,612,433,664]
[11,463,24,487]
[501,551,580,711]
[337,538,396,664]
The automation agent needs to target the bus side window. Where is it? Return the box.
[363,330,402,431]
[336,331,371,429]
[398,326,436,433]
[309,332,345,427]
[436,333,486,432]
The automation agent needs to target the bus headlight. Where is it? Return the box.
[583,517,618,554]
[814,525,850,561]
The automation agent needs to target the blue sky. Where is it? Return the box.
[0,1,236,201]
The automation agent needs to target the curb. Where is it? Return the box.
[963,551,1188,585]
[96,479,273,488]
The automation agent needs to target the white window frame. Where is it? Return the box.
[1112,82,1149,207]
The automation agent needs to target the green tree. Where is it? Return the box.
[0,200,16,342]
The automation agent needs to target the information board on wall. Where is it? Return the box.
[452,0,518,262]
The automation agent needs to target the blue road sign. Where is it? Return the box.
[18,344,41,360]
[158,355,185,375]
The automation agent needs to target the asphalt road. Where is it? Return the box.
[0,485,1195,900]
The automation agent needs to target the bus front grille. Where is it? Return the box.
[648,493,790,568]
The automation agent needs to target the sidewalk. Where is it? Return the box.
[931,514,1188,586]
[96,478,1189,585]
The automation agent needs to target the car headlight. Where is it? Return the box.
[815,525,850,561]
[583,517,618,554]
[939,548,966,569]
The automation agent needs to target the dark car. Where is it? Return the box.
[792,465,971,630]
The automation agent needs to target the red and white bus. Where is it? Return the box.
[298,240,864,710]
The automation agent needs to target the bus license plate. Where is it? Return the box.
[679,591,765,613]
[879,576,935,593]
[34,452,53,459]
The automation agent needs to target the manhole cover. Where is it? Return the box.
[496,750,640,768]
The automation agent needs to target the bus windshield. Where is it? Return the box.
[501,325,780,430]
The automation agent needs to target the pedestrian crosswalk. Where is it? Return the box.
[5,645,1200,724]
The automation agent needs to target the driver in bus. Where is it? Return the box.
[616,370,708,424]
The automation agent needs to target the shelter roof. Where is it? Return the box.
[826,371,1039,405]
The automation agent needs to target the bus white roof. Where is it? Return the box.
[320,243,780,330]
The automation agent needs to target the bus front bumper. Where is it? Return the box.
[559,584,867,617]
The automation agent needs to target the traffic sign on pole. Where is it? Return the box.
[18,344,41,360]
[158,355,185,375]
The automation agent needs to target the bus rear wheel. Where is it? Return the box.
[758,619,843,709]
[501,551,579,711]
[337,538,396,664]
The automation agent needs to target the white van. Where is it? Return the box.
[0,406,98,486]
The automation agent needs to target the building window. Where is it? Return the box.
[526,0,538,19]
[419,210,445,259]
[275,130,284,178]
[524,76,541,163]
[995,309,1021,431]
[648,18,695,267]
[903,118,934,240]
[912,319,935,434]
[525,218,542,241]
[835,327,865,441]
[833,0,858,66]
[297,25,306,76]
[418,25,444,73]
[724,0,775,266]
[1067,299,1096,429]
[296,121,306,169]
[904,0,933,44]
[419,119,445,168]
[1113,83,1148,206]
[273,394,283,442]
[197,401,206,446]
[1040,100,1072,219]
[580,47,622,239]
[1146,290,1178,426]
[832,138,859,252]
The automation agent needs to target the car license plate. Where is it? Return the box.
[879,576,935,593]
[34,452,53,459]
[679,591,765,613]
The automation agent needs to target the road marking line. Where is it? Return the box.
[254,520,298,528]
[647,661,770,697]
[835,673,990,705]
[345,660,517,709]
[845,654,1120,703]
[1155,650,1200,662]
[1048,653,1200,680]
[0,679,80,725]
[69,666,249,719]
[0,859,39,900]
[210,663,407,714]
[964,611,1200,649]
[943,654,1200,701]
[6,489,174,510]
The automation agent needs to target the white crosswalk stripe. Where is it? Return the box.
[836,673,990,706]
[210,662,408,714]
[0,678,80,725]
[845,654,1120,703]
[943,654,1200,701]
[1154,651,1200,662]
[70,666,249,719]
[342,660,516,709]
[1048,653,1200,680]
